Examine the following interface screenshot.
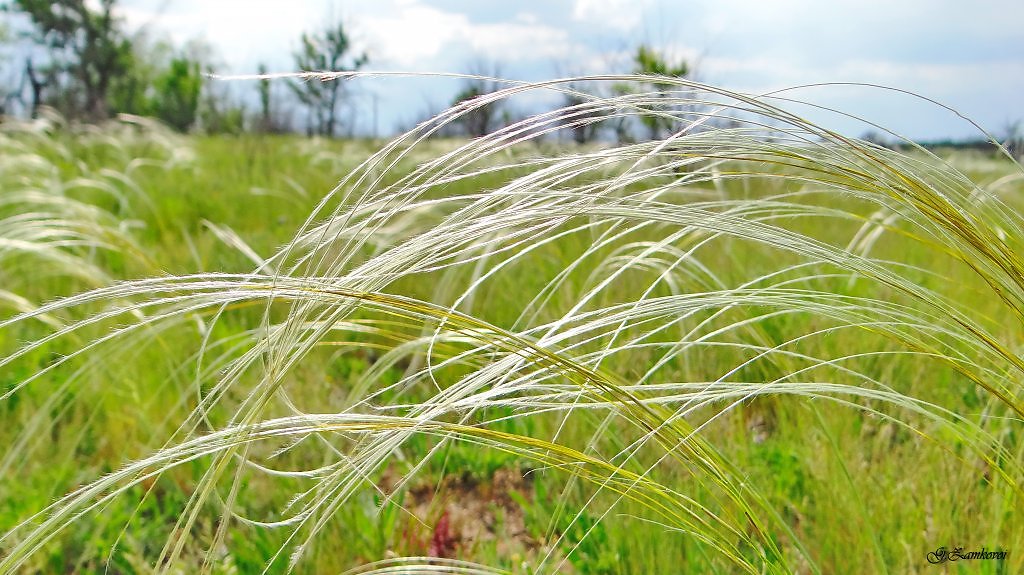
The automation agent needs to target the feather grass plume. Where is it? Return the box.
[1,76,1023,573]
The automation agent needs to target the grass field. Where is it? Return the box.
[1,84,1024,574]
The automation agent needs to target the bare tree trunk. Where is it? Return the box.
[25,59,45,118]
[326,81,340,138]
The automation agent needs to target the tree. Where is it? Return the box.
[107,32,172,118]
[197,75,247,135]
[5,0,133,120]
[254,62,290,133]
[0,21,17,116]
[450,61,508,138]
[557,79,606,145]
[611,44,690,142]
[631,45,689,141]
[1002,120,1022,162]
[258,63,271,131]
[290,21,368,137]
[149,56,202,132]
[105,35,204,132]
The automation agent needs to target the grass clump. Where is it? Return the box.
[1,78,1023,574]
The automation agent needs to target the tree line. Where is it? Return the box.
[0,0,692,143]
[0,0,373,136]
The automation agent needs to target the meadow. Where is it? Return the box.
[1,81,1023,574]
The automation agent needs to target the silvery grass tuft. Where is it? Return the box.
[1,74,1023,573]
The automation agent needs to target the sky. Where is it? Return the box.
[115,0,1024,140]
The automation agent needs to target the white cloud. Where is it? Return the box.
[361,3,464,67]
[834,59,1024,102]
[121,0,325,69]
[466,22,574,62]
[572,0,650,32]
[362,0,576,69]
